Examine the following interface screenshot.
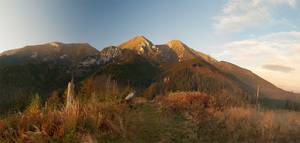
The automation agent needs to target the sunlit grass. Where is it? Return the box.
[0,91,299,142]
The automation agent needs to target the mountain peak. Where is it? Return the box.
[132,35,151,42]
[167,40,189,50]
[167,39,185,45]
[119,35,155,55]
[119,35,153,48]
[116,37,218,63]
[48,42,64,48]
[165,40,194,61]
[47,42,92,48]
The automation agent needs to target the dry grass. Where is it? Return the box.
[0,95,127,143]
[155,92,209,112]
[1,91,300,143]
[156,92,300,143]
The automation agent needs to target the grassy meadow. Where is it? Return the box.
[0,90,299,143]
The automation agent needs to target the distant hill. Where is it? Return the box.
[0,42,98,112]
[0,42,98,63]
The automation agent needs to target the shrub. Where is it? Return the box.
[156,92,209,112]
[44,91,62,112]
[25,94,41,114]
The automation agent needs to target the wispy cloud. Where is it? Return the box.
[262,64,295,73]
[214,0,296,33]
[217,31,300,92]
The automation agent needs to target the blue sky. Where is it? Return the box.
[0,0,299,92]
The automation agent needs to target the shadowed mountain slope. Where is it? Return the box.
[0,42,99,112]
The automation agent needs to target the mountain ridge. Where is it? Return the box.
[0,42,98,64]
[0,35,299,113]
[118,36,217,64]
[111,36,299,100]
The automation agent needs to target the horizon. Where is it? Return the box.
[0,0,299,92]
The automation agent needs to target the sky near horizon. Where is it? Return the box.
[0,0,299,92]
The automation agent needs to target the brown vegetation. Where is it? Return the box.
[0,89,299,142]
[156,92,300,143]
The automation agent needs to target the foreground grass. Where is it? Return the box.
[0,92,300,142]
[156,92,300,143]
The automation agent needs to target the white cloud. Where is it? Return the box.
[262,64,295,73]
[214,0,296,33]
[217,31,300,92]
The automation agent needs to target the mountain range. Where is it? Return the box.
[0,36,299,112]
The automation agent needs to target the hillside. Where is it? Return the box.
[117,36,299,102]
[216,61,300,100]
[0,42,99,112]
[0,36,299,113]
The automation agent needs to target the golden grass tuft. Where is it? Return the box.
[156,92,209,111]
